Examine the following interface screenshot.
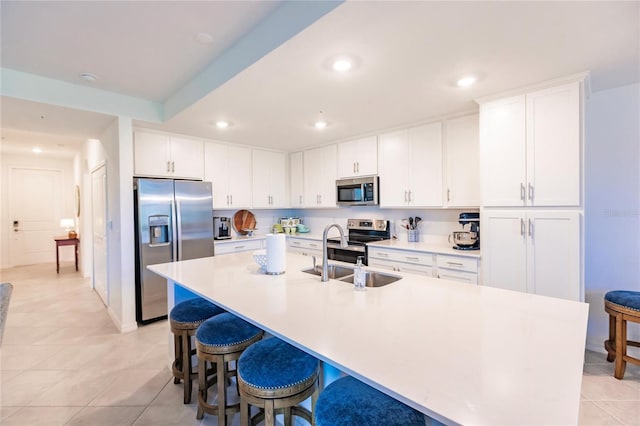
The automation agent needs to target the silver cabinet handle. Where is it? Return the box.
[447,188,451,202]
[520,183,525,201]
[230,194,233,205]
[353,162,356,173]
[441,274,473,283]
[292,241,301,246]
[309,243,318,248]
[528,183,534,202]
[172,161,175,172]
[528,218,533,237]
[167,161,171,172]
[405,256,419,261]
[318,194,322,204]
[376,252,389,257]
[356,161,360,173]
[404,191,408,202]
[408,190,412,203]
[299,195,302,205]
[234,245,245,249]
[226,195,229,205]
[520,218,525,236]
[446,261,464,267]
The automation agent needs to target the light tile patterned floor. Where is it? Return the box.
[1,263,639,425]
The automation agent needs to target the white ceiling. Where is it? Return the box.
[1,1,638,155]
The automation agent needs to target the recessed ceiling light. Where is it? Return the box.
[32,147,42,154]
[332,59,352,72]
[216,121,229,129]
[456,75,477,87]
[314,120,327,129]
[79,72,97,83]
[196,32,214,44]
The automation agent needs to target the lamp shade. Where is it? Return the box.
[60,218,75,229]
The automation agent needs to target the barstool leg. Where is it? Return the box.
[614,315,627,379]
[606,314,616,362]
[173,333,182,384]
[265,400,275,426]
[217,357,227,426]
[240,393,250,426]
[197,359,207,419]
[183,332,193,404]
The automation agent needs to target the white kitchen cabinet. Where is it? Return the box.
[436,254,479,285]
[134,130,204,180]
[337,136,378,178]
[204,142,252,209]
[287,237,322,257]
[304,144,337,207]
[479,81,581,207]
[367,247,434,276]
[252,150,287,208]
[290,152,304,207]
[379,122,443,207]
[482,210,581,301]
[214,238,264,255]
[444,114,480,207]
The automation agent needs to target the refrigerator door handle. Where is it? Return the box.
[170,199,178,261]
[175,200,183,261]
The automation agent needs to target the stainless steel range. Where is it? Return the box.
[326,219,390,265]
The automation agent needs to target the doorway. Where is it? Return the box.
[91,163,108,306]
[8,167,63,266]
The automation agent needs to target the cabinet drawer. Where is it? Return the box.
[437,255,478,273]
[368,258,433,277]
[368,248,434,266]
[287,239,322,250]
[215,239,263,255]
[437,269,478,285]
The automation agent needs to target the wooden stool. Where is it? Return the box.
[314,376,427,426]
[604,290,640,380]
[196,312,264,426]
[238,337,319,426]
[170,298,225,404]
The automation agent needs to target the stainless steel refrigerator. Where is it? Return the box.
[134,178,214,324]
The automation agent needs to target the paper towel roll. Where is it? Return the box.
[266,233,286,275]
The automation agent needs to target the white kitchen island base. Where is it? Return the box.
[149,252,588,425]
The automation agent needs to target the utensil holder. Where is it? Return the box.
[408,230,419,242]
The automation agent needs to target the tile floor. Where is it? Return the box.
[1,263,639,425]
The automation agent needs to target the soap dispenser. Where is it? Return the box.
[354,256,366,291]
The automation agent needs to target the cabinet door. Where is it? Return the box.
[170,136,204,180]
[526,82,580,206]
[290,152,304,207]
[445,114,479,207]
[379,130,410,207]
[303,147,322,206]
[482,210,527,292]
[252,150,272,208]
[134,131,171,177]
[480,96,526,206]
[269,151,287,207]
[227,146,252,208]
[204,143,230,209]
[409,122,442,207]
[526,211,580,301]
[318,145,337,207]
[337,140,358,178]
[354,136,378,176]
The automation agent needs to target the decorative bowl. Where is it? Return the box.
[252,250,267,270]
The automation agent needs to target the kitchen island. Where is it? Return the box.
[148,251,588,425]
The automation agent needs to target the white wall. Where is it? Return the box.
[0,153,76,268]
[584,82,640,351]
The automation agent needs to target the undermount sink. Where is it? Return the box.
[339,271,402,287]
[301,264,354,279]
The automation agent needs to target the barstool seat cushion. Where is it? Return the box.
[605,291,640,311]
[170,298,224,326]
[196,312,262,350]
[239,337,318,392]
[315,376,426,426]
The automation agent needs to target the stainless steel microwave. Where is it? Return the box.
[336,176,379,206]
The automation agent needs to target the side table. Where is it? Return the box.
[54,236,79,273]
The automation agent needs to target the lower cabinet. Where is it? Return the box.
[482,210,581,301]
[214,238,264,255]
[287,237,322,257]
[435,254,479,285]
[367,248,435,277]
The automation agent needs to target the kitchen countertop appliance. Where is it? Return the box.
[336,176,379,206]
[327,219,390,264]
[134,178,214,324]
[214,216,231,240]
[450,212,480,250]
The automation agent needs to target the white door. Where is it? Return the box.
[289,152,304,207]
[9,167,62,266]
[304,146,323,206]
[482,210,527,293]
[133,131,170,177]
[91,164,109,306]
[445,114,480,207]
[227,145,253,208]
[526,211,581,301]
[252,150,272,208]
[204,142,230,209]
[169,136,204,180]
[318,145,337,207]
[379,130,410,207]
[409,122,442,207]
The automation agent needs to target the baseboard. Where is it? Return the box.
[107,306,138,333]
[586,335,607,354]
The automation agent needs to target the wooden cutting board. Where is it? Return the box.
[232,210,257,235]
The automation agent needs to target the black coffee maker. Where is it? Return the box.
[450,212,480,250]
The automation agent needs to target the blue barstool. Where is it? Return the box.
[314,376,427,426]
[238,337,319,426]
[170,298,225,404]
[604,290,640,379]
[196,312,264,425]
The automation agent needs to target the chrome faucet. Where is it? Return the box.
[321,223,348,282]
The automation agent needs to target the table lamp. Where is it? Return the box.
[60,218,77,238]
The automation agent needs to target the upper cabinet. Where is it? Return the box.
[444,114,480,207]
[379,122,443,207]
[134,130,204,180]
[252,150,287,208]
[337,136,378,178]
[289,152,304,208]
[479,81,581,207]
[204,142,252,209]
[304,145,337,207]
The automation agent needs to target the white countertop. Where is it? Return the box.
[367,239,481,258]
[148,252,587,425]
